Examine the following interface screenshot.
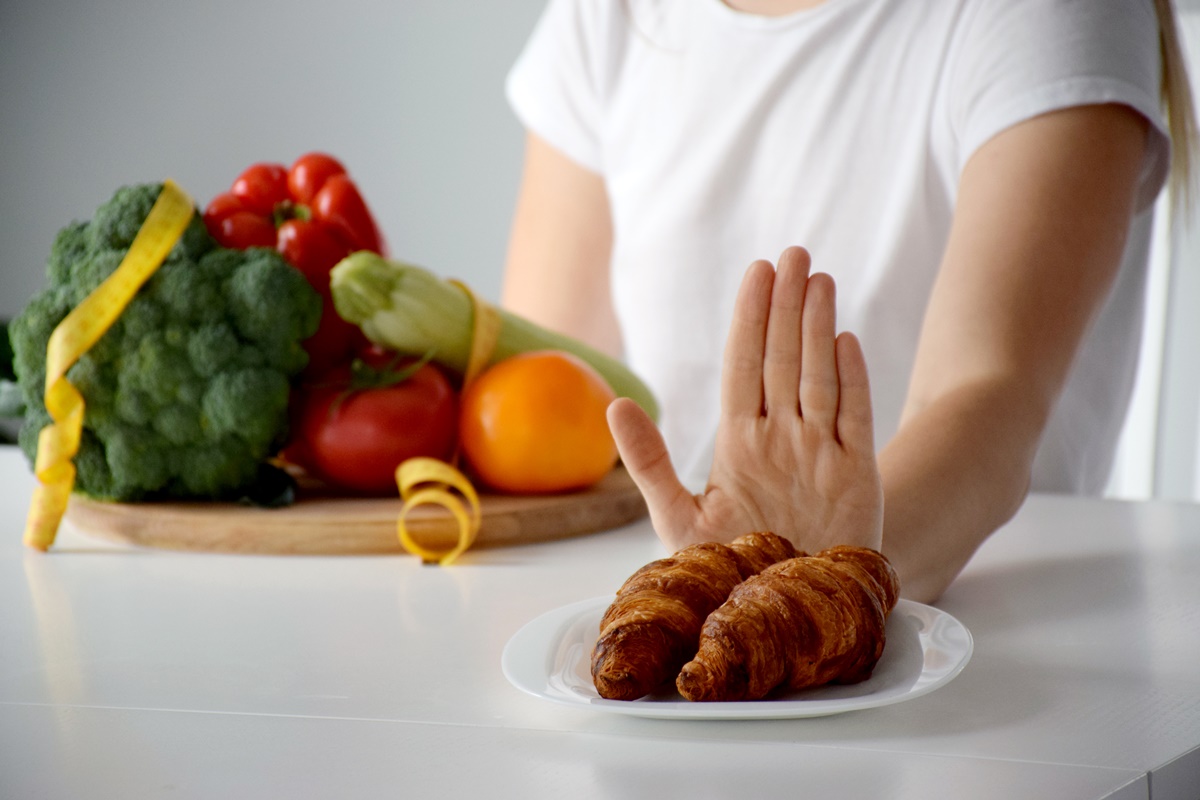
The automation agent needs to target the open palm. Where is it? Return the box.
[609,247,883,555]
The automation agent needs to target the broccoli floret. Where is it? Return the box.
[45,221,89,287]
[9,182,322,502]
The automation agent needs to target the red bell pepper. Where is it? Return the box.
[203,152,387,375]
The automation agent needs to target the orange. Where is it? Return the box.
[459,350,619,494]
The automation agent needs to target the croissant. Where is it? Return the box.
[591,532,798,700]
[676,545,900,702]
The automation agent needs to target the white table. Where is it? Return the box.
[0,445,1197,800]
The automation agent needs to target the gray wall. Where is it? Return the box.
[0,0,548,319]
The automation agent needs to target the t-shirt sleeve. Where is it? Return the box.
[506,0,609,173]
[949,0,1170,210]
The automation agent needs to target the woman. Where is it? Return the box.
[501,0,1195,602]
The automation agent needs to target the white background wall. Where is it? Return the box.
[1107,6,1200,502]
[2,0,1197,501]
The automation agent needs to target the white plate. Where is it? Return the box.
[502,596,972,720]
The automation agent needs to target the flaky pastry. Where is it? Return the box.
[590,531,797,700]
[676,545,900,702]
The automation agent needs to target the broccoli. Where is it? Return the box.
[9,183,321,502]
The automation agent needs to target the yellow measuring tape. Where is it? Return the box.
[24,181,194,551]
[450,278,504,388]
[395,457,482,565]
[393,280,501,565]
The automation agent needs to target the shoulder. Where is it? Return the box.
[507,0,648,172]
[945,0,1166,191]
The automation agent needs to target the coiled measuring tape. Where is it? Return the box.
[392,279,499,565]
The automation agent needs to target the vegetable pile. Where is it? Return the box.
[9,150,663,544]
[329,252,659,421]
[9,183,321,502]
[324,251,660,495]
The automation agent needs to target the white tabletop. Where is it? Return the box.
[1,445,1197,800]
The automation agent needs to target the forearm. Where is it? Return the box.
[878,380,1044,603]
[879,104,1149,603]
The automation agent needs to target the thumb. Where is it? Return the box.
[607,397,693,535]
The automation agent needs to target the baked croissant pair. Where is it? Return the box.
[591,532,900,702]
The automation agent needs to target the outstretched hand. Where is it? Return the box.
[609,246,884,555]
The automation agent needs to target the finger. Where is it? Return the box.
[720,260,774,419]
[834,332,876,453]
[798,272,840,427]
[607,397,695,539]
[763,246,811,416]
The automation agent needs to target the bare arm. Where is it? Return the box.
[881,103,1150,602]
[501,132,622,358]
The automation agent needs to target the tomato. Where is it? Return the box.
[459,350,618,494]
[291,349,459,495]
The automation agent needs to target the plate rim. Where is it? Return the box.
[501,595,973,720]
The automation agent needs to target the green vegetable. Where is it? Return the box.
[330,252,659,422]
[9,183,321,502]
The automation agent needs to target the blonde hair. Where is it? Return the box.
[1156,0,1198,218]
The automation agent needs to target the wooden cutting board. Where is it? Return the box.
[64,467,648,556]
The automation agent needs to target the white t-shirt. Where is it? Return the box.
[506,0,1170,494]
